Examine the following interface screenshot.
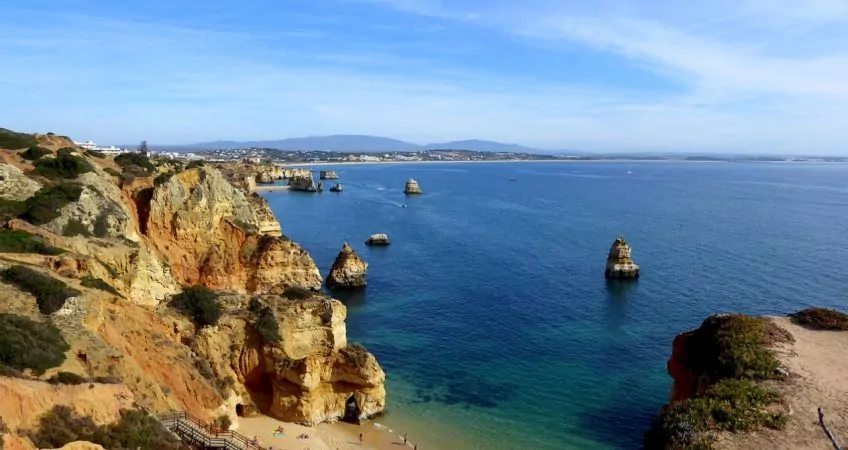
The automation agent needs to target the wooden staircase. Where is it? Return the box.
[156,411,268,450]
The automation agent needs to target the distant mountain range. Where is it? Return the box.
[152,135,549,153]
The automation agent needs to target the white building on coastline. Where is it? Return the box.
[73,140,126,155]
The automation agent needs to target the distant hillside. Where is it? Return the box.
[423,139,540,153]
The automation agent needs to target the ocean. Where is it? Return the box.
[263,161,848,450]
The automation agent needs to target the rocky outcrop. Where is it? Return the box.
[326,243,368,289]
[0,163,41,200]
[246,193,282,236]
[287,170,317,192]
[145,168,322,292]
[191,296,386,426]
[365,234,390,246]
[319,171,339,180]
[604,236,639,279]
[404,179,421,194]
[329,183,343,192]
[256,171,275,184]
[317,180,324,193]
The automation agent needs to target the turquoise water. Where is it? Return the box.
[263,162,848,450]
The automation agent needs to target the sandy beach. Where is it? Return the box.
[237,415,422,450]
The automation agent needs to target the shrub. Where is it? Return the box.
[213,414,232,431]
[282,285,313,300]
[170,285,222,328]
[0,229,65,255]
[790,308,848,331]
[0,128,38,149]
[47,371,88,385]
[114,153,155,172]
[0,198,27,223]
[93,374,122,384]
[0,313,69,374]
[81,276,120,296]
[0,364,27,379]
[1,265,81,315]
[26,406,185,450]
[32,148,94,180]
[62,219,92,237]
[21,146,51,160]
[153,171,174,187]
[253,306,281,343]
[104,167,121,177]
[85,149,105,158]
[93,212,110,237]
[186,160,205,169]
[20,182,83,225]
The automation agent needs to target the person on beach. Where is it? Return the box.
[403,433,408,444]
[359,433,364,445]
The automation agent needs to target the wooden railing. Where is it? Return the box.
[156,411,268,450]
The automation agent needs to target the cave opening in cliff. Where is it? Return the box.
[342,395,360,423]
[133,187,154,236]
[244,372,274,414]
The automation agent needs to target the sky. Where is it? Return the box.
[1,0,847,153]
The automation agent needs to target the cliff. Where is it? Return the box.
[287,169,317,192]
[604,235,639,279]
[326,243,368,289]
[647,309,848,450]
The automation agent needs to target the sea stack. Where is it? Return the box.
[256,171,274,184]
[326,243,368,289]
[317,180,324,192]
[330,183,343,192]
[404,179,422,195]
[365,233,390,246]
[320,170,340,180]
[605,236,640,279]
[287,169,317,192]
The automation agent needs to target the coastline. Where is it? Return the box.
[237,415,418,450]
[279,158,843,168]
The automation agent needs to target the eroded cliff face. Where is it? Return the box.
[191,296,386,426]
[143,168,321,292]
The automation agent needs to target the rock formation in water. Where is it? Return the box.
[329,183,343,192]
[326,243,368,289]
[365,233,390,246]
[317,180,324,192]
[404,179,422,195]
[256,171,275,184]
[604,236,640,279]
[320,170,339,180]
[287,170,317,192]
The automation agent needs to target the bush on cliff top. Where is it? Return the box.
[0,228,65,255]
[0,128,37,149]
[0,198,27,223]
[249,299,282,343]
[21,145,51,160]
[32,148,94,180]
[1,265,81,315]
[85,149,105,158]
[644,315,793,449]
[47,371,88,385]
[20,182,83,225]
[170,285,222,329]
[114,152,155,172]
[25,406,186,450]
[0,313,70,375]
[790,307,848,331]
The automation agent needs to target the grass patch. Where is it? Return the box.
[85,149,105,158]
[186,160,205,169]
[170,285,222,329]
[0,128,37,149]
[21,146,51,160]
[644,315,794,449]
[25,406,186,450]
[1,265,81,315]
[0,198,27,223]
[153,170,174,187]
[0,313,70,375]
[0,228,64,255]
[32,148,94,180]
[62,219,92,237]
[20,182,83,225]
[114,152,155,172]
[790,308,848,331]
[81,276,121,296]
[47,371,88,385]
[104,167,121,177]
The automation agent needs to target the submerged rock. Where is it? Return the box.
[330,183,343,192]
[404,179,422,195]
[365,233,390,246]
[320,170,339,180]
[604,236,640,279]
[326,243,368,289]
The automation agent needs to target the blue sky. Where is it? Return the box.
[1,0,847,153]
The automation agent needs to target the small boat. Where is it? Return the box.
[509,177,517,181]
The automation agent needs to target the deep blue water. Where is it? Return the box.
[263,162,848,450]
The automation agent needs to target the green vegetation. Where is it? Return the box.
[21,146,51,160]
[47,371,88,385]
[81,276,121,296]
[212,414,232,431]
[644,315,794,449]
[153,170,175,187]
[249,298,281,343]
[85,149,105,158]
[0,313,70,375]
[0,228,64,255]
[0,198,27,223]
[20,182,83,225]
[790,307,848,331]
[104,167,121,177]
[114,152,155,173]
[62,219,92,237]
[93,212,110,238]
[32,148,94,180]
[170,285,222,329]
[25,406,186,450]
[1,265,81,315]
[282,285,313,300]
[0,128,37,149]
[186,160,205,169]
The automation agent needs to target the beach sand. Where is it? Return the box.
[237,415,421,450]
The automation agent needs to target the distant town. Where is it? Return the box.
[75,140,848,164]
